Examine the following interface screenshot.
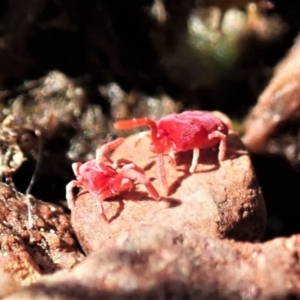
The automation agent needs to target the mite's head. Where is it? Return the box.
[150,129,172,154]
[114,118,171,154]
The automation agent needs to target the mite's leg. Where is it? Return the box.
[97,190,117,223]
[95,138,125,165]
[112,158,136,170]
[168,150,176,167]
[96,199,109,223]
[71,162,82,177]
[156,153,168,197]
[189,148,199,173]
[120,163,160,200]
[65,180,81,210]
[208,131,227,161]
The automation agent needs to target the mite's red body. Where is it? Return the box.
[155,111,228,151]
[114,111,228,196]
[74,160,133,198]
[66,138,160,222]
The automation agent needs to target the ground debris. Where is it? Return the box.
[0,183,84,297]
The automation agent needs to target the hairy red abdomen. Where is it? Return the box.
[157,111,228,152]
[78,160,115,196]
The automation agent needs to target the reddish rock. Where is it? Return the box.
[71,129,265,254]
[0,183,84,292]
[0,234,41,298]
[5,229,300,300]
[243,34,300,154]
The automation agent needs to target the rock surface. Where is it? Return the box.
[71,129,266,254]
[0,234,41,297]
[243,34,300,156]
[5,229,300,300]
[0,183,84,297]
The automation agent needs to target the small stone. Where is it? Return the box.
[71,128,265,254]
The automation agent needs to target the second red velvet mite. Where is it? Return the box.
[114,111,228,196]
[66,138,160,222]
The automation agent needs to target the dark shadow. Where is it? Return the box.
[77,189,89,198]
[251,153,300,240]
[162,196,182,208]
[166,149,219,194]
[166,138,247,194]
[103,192,182,221]
[167,172,190,195]
[175,148,219,167]
[108,199,125,223]
[193,164,219,173]
[225,148,248,160]
[143,160,156,171]
[225,132,248,160]
[118,190,161,202]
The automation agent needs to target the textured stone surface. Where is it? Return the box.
[0,234,41,298]
[0,183,84,296]
[5,229,300,300]
[71,129,265,254]
[243,34,300,154]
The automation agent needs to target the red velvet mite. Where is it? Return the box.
[114,111,228,196]
[66,138,160,222]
